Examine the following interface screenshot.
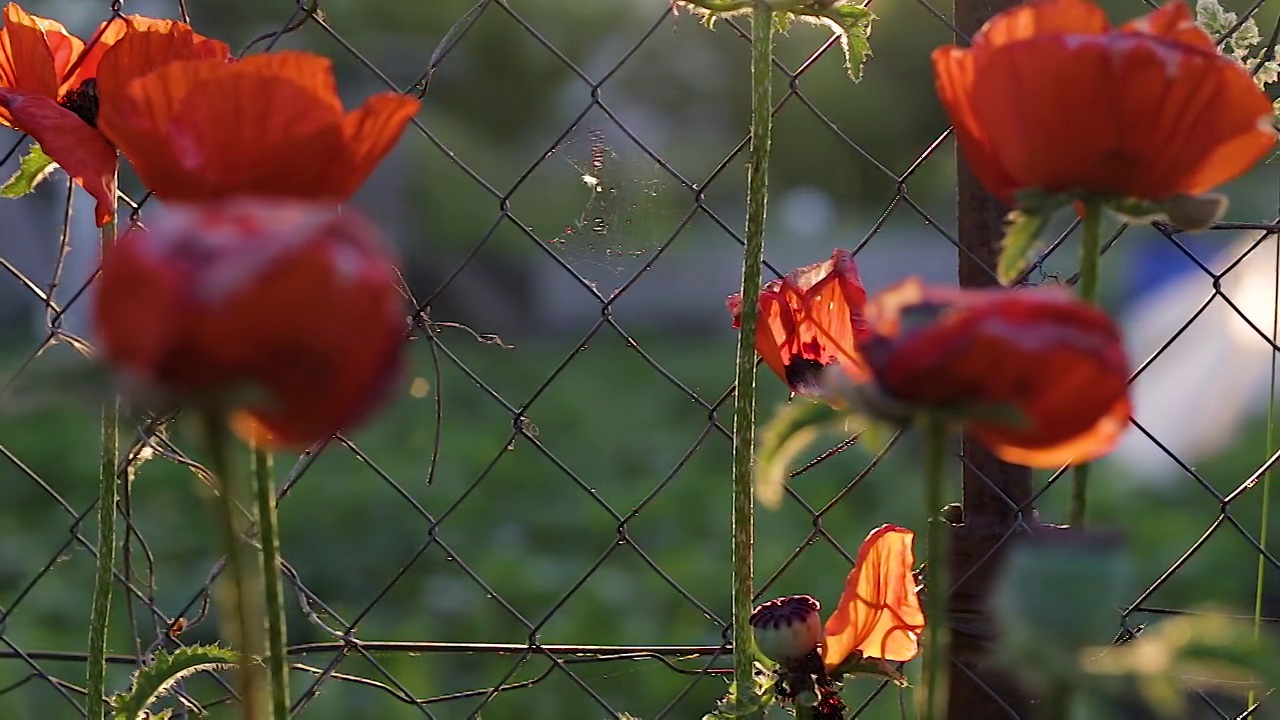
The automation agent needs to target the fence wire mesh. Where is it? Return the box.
[0,0,1277,718]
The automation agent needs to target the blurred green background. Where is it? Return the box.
[0,0,1279,718]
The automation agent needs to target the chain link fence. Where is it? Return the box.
[0,0,1277,717]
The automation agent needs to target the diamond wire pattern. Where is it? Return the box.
[0,0,1275,718]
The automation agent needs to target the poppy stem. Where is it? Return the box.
[251,443,291,719]
[920,416,949,720]
[86,206,119,720]
[1069,200,1103,528]
[729,1,774,712]
[201,411,266,720]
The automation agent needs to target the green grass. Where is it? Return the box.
[0,332,1275,718]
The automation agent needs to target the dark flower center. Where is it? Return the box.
[784,358,828,396]
[58,78,99,128]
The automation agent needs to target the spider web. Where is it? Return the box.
[542,125,676,298]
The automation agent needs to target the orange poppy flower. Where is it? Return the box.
[822,524,925,671]
[0,4,228,225]
[727,249,870,397]
[93,197,407,448]
[856,277,1132,468]
[96,50,421,203]
[749,525,924,676]
[932,0,1276,206]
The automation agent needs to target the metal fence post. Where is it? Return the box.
[950,0,1036,717]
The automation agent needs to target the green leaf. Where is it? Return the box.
[816,4,876,81]
[996,210,1052,286]
[109,645,239,720]
[756,399,847,509]
[1,144,58,199]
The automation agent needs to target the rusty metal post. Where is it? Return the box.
[950,0,1036,717]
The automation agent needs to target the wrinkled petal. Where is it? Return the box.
[728,249,870,396]
[0,88,117,225]
[822,524,925,670]
[90,17,228,135]
[0,3,61,109]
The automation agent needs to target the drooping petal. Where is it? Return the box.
[332,92,421,197]
[822,524,925,670]
[0,88,117,226]
[792,249,869,381]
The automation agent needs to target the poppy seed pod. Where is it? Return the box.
[750,595,823,665]
[93,197,407,447]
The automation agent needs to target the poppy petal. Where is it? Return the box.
[61,15,128,93]
[93,23,230,146]
[978,393,1131,467]
[0,88,117,226]
[822,524,925,670]
[932,47,1019,203]
[972,0,1107,50]
[333,92,420,197]
[0,3,61,107]
[1119,0,1216,51]
[794,249,869,380]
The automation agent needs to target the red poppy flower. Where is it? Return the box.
[727,249,870,397]
[93,197,407,448]
[96,50,421,203]
[750,525,924,672]
[822,524,925,670]
[932,0,1276,206]
[0,4,229,226]
[856,277,1132,468]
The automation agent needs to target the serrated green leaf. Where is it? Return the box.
[109,645,240,720]
[997,210,1052,286]
[1,144,58,199]
[820,4,876,81]
[756,399,846,509]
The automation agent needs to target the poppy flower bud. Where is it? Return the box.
[93,197,407,447]
[1161,192,1229,232]
[749,595,822,664]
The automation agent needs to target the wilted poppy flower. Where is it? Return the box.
[96,50,421,203]
[822,524,925,671]
[727,249,869,397]
[854,277,1132,468]
[0,5,228,225]
[750,525,924,675]
[932,0,1276,208]
[93,197,407,447]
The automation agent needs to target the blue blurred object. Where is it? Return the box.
[1123,230,1217,305]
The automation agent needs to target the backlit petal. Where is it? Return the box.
[0,88,117,226]
[978,393,1131,467]
[931,47,1018,203]
[971,0,1107,50]
[1119,0,1215,51]
[333,92,421,197]
[822,525,924,670]
[0,3,61,105]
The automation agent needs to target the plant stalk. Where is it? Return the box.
[251,443,290,719]
[86,206,119,720]
[730,1,774,712]
[920,417,948,720]
[1069,201,1102,528]
[202,412,266,720]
